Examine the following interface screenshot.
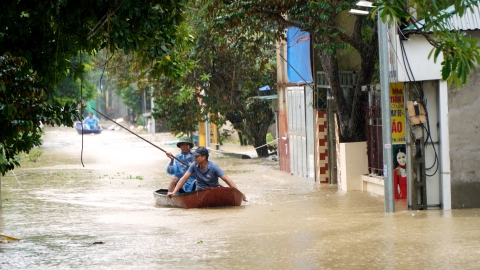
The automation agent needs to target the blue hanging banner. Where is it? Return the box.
[287,27,313,84]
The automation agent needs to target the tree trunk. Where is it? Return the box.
[316,19,379,143]
[319,51,352,142]
[230,96,275,158]
[249,107,274,157]
[347,25,379,142]
[254,133,269,157]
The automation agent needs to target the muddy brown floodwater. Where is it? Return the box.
[2,126,480,269]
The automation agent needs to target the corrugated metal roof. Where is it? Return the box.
[403,2,480,32]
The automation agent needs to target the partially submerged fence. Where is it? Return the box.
[316,72,384,180]
[365,88,383,176]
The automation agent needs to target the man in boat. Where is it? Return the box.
[167,147,238,197]
[83,112,100,130]
[165,136,196,193]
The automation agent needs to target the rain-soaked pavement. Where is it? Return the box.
[2,126,480,269]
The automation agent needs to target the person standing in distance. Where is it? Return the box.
[165,136,196,193]
[167,147,238,197]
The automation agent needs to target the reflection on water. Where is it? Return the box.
[1,127,480,269]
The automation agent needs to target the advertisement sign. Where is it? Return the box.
[390,82,407,199]
[390,83,405,144]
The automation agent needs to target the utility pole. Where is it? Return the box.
[350,1,395,212]
[378,15,395,212]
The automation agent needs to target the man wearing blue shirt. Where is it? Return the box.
[165,136,196,193]
[167,147,238,196]
[83,112,100,130]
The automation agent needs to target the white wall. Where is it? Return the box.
[339,142,368,191]
[392,34,443,82]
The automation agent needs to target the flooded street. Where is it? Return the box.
[2,126,480,269]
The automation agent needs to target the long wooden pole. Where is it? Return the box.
[91,108,189,167]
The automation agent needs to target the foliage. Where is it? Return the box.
[207,0,378,142]
[187,2,277,156]
[55,75,96,104]
[116,85,143,117]
[0,53,80,175]
[105,2,277,156]
[1,0,188,89]
[375,0,480,88]
[55,54,98,104]
[27,149,43,163]
[152,81,202,135]
[0,0,188,174]
[208,0,480,143]
[108,18,198,133]
[266,133,277,152]
[137,115,145,126]
[373,0,480,88]
[219,129,234,144]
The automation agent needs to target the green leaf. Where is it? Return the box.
[442,58,451,80]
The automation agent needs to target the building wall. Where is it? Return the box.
[445,31,480,208]
[448,68,480,208]
[392,33,443,82]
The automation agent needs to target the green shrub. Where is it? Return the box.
[137,115,145,126]
[266,133,277,151]
[28,149,43,162]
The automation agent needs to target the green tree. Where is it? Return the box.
[0,53,79,175]
[207,0,378,142]
[108,20,199,132]
[108,2,277,156]
[116,85,143,119]
[154,3,277,156]
[55,54,97,104]
[0,0,189,174]
[185,3,276,157]
[152,81,202,135]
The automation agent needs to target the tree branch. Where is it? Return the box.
[87,0,127,40]
[252,8,304,29]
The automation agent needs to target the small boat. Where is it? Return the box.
[153,187,246,209]
[75,122,102,135]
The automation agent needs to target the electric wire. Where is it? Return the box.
[397,32,440,177]
[385,21,441,181]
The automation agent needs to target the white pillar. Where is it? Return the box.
[438,81,451,210]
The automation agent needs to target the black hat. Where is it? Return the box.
[193,147,209,157]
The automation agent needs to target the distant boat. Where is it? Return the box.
[153,187,246,209]
[75,122,102,135]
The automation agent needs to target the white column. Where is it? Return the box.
[438,81,451,210]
